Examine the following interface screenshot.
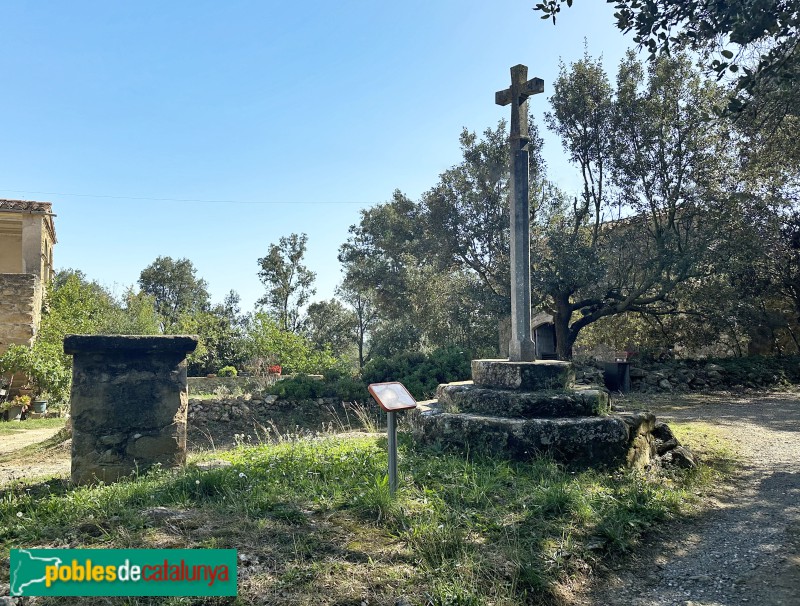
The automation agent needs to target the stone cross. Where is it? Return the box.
[496,64,543,362]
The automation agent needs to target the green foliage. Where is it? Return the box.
[0,343,71,406]
[534,1,800,122]
[339,183,502,359]
[246,312,337,375]
[257,233,316,334]
[138,256,210,332]
[217,365,237,377]
[3,270,161,407]
[534,50,731,358]
[177,293,248,377]
[268,372,370,402]
[304,298,357,358]
[361,347,471,400]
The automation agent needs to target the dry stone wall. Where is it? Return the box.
[0,273,42,353]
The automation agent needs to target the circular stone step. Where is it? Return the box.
[411,404,656,467]
[436,382,610,418]
[471,359,575,391]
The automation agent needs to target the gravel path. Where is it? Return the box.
[580,390,800,606]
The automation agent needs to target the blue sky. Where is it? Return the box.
[0,1,635,311]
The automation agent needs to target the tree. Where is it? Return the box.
[535,52,731,358]
[177,291,249,376]
[245,312,336,374]
[339,187,500,358]
[138,256,210,332]
[257,233,316,333]
[337,277,378,368]
[304,298,357,359]
[534,1,800,126]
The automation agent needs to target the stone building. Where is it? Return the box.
[0,201,56,355]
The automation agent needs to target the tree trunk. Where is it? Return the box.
[552,295,575,360]
[358,326,365,369]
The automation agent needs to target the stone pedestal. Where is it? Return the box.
[412,359,657,468]
[64,335,198,485]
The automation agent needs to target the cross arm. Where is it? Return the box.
[495,78,545,107]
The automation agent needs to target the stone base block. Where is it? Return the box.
[437,382,610,418]
[471,359,575,391]
[65,334,197,485]
[411,401,656,468]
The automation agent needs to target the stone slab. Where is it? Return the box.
[471,359,575,391]
[411,401,655,468]
[64,334,198,355]
[436,382,610,418]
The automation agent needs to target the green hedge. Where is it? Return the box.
[361,347,472,400]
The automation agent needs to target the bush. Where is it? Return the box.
[268,372,370,402]
[269,375,327,400]
[361,347,472,400]
[0,343,71,406]
[218,366,238,377]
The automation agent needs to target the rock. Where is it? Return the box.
[652,422,675,442]
[437,383,611,418]
[657,438,679,455]
[629,367,646,379]
[98,433,126,446]
[411,405,655,467]
[658,379,673,390]
[194,459,232,471]
[662,445,698,469]
[471,359,575,391]
[144,507,192,522]
[705,363,725,373]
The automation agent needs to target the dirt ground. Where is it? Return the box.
[0,426,69,485]
[577,390,800,606]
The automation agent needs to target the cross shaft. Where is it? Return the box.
[496,64,544,362]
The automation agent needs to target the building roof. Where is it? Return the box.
[0,200,56,243]
[0,200,52,213]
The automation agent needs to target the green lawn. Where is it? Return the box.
[0,429,731,605]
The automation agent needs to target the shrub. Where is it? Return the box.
[0,343,71,406]
[267,372,370,402]
[361,347,472,400]
[269,375,326,400]
[218,366,238,377]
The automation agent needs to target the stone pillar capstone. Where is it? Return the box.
[64,335,198,485]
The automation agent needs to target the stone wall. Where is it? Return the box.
[589,357,800,393]
[0,273,42,354]
[188,375,281,395]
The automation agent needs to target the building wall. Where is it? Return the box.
[0,273,43,355]
[0,217,23,273]
[0,210,54,281]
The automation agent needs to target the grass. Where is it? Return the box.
[0,417,65,435]
[0,425,731,606]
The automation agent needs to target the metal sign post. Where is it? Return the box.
[368,382,417,495]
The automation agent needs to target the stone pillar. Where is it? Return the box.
[64,335,198,485]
